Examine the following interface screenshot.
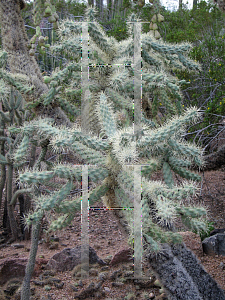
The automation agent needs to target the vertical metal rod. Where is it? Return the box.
[133,22,142,137]
[133,165,142,278]
[133,22,143,278]
[81,165,89,278]
[81,22,90,134]
[81,22,90,279]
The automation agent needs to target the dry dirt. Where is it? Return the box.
[0,148,225,300]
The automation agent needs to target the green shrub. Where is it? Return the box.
[156,1,225,148]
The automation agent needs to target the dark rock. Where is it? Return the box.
[42,270,56,277]
[11,244,25,249]
[220,262,225,270]
[110,248,133,266]
[33,280,45,286]
[49,242,59,250]
[112,282,124,287]
[101,266,109,271]
[98,272,108,281]
[78,280,83,287]
[54,282,64,289]
[89,268,98,276]
[0,238,6,244]
[74,282,101,300]
[148,243,225,300]
[202,233,225,256]
[3,279,21,296]
[210,228,225,236]
[133,279,155,288]
[70,284,78,292]
[39,275,43,281]
[50,236,60,242]
[110,269,122,280]
[49,278,61,283]
[45,244,106,272]
[95,281,103,289]
[0,258,39,286]
[124,271,134,278]
[13,286,35,300]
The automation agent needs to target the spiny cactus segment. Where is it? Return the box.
[29,0,59,56]
[148,0,165,39]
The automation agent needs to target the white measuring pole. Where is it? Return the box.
[80,20,144,279]
[81,22,90,278]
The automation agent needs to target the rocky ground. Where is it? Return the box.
[0,148,225,300]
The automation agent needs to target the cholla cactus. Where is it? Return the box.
[10,0,205,263]
[0,87,34,241]
[9,4,216,299]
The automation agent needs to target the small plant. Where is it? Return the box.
[44,285,51,291]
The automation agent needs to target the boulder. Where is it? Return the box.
[3,278,22,296]
[45,244,106,272]
[110,248,133,266]
[0,258,43,286]
[202,233,225,256]
[148,243,225,300]
[210,228,225,236]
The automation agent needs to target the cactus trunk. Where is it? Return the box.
[21,221,41,300]
[7,162,19,241]
[0,0,73,128]
[0,123,6,210]
[0,0,46,98]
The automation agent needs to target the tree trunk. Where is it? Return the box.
[0,0,46,98]
[96,0,100,16]
[115,0,122,18]
[100,0,103,18]
[88,0,94,6]
[179,0,182,10]
[107,0,113,20]
[148,243,225,300]
[112,0,117,20]
[7,162,20,241]
[3,182,9,230]
[193,0,197,9]
[0,122,6,210]
[0,0,73,128]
